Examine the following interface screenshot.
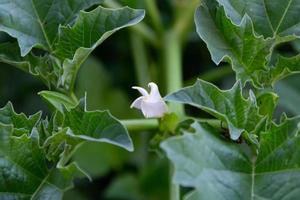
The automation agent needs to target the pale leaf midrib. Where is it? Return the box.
[30,0,53,52]
[273,0,293,34]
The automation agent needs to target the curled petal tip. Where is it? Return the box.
[131,82,168,118]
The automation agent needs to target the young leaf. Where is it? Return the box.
[270,55,300,85]
[165,79,264,140]
[161,117,300,200]
[0,102,41,136]
[39,91,78,112]
[195,0,272,85]
[0,123,81,200]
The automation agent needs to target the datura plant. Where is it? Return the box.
[0,0,300,200]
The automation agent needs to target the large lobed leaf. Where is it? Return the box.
[0,96,133,198]
[161,117,300,200]
[0,0,102,56]
[195,0,272,85]
[217,0,300,39]
[0,2,145,91]
[165,79,264,140]
[39,91,134,152]
[0,122,80,200]
[195,0,300,86]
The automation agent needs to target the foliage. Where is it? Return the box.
[0,1,144,199]
[162,0,300,199]
[1,0,300,199]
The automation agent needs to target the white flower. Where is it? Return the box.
[130,82,168,118]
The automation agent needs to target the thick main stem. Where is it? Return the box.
[164,31,185,117]
[163,30,184,200]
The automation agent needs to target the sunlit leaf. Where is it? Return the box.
[217,0,300,39]
[165,79,264,140]
[0,3,145,91]
[195,0,272,85]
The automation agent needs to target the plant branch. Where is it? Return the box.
[130,32,150,86]
[121,119,159,132]
[185,65,233,86]
[163,29,184,200]
[163,31,185,117]
[103,0,159,46]
[145,0,164,34]
[173,0,200,42]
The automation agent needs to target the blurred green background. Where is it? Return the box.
[1,0,299,199]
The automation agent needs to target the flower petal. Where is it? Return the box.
[132,86,149,96]
[141,100,168,118]
[148,82,162,102]
[130,96,144,109]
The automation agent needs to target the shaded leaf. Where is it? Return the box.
[0,123,80,200]
[161,118,300,200]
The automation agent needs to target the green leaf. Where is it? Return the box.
[56,6,145,90]
[63,99,134,151]
[39,91,78,113]
[0,123,80,200]
[217,0,300,39]
[161,118,300,200]
[0,3,145,91]
[0,0,102,56]
[165,79,264,140]
[195,0,272,85]
[42,96,134,152]
[0,102,41,136]
[0,42,61,88]
[256,91,278,118]
[270,55,300,85]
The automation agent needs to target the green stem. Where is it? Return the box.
[131,24,159,47]
[163,30,184,200]
[130,33,150,86]
[145,0,164,34]
[121,119,159,132]
[121,118,221,132]
[164,31,185,117]
[173,0,199,42]
[103,0,159,47]
[185,65,233,86]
